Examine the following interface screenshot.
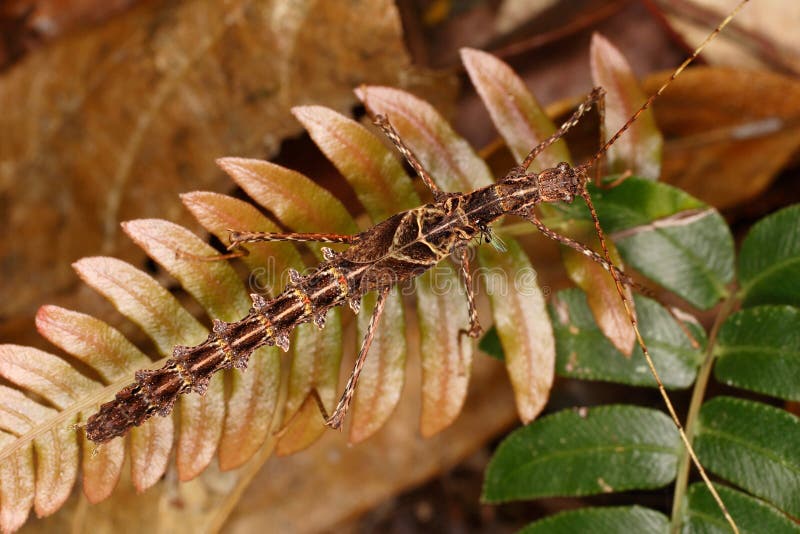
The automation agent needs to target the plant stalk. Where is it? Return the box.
[670,293,738,533]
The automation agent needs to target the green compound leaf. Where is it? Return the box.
[738,204,800,308]
[550,289,703,388]
[520,506,669,534]
[694,397,800,517]
[558,178,734,309]
[482,405,679,502]
[715,305,800,401]
[683,483,800,534]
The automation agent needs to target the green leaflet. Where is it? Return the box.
[550,289,703,388]
[715,306,800,401]
[684,483,800,534]
[738,204,800,308]
[520,506,669,534]
[557,179,735,309]
[482,405,680,502]
[694,397,800,517]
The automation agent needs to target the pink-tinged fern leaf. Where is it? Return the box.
[358,85,555,424]
[292,105,411,443]
[216,158,354,455]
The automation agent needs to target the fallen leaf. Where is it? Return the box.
[646,67,800,209]
[0,0,414,320]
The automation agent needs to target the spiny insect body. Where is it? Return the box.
[85,154,585,442]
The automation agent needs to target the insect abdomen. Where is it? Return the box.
[85,262,353,443]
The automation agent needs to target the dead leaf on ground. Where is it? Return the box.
[0,0,420,321]
[653,0,800,75]
[646,67,800,210]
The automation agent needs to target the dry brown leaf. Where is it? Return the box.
[647,67,800,210]
[654,0,800,74]
[0,0,414,322]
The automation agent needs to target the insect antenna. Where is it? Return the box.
[586,0,751,169]
[580,2,750,532]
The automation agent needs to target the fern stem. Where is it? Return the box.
[669,293,738,533]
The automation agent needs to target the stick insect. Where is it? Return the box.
[86,1,750,531]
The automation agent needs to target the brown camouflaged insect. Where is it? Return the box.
[87,2,749,531]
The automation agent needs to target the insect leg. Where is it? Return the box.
[525,211,699,347]
[372,114,446,201]
[456,247,483,339]
[227,230,358,249]
[524,210,634,285]
[325,286,391,429]
[519,87,606,172]
[594,90,606,187]
[177,231,358,262]
[273,388,332,439]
